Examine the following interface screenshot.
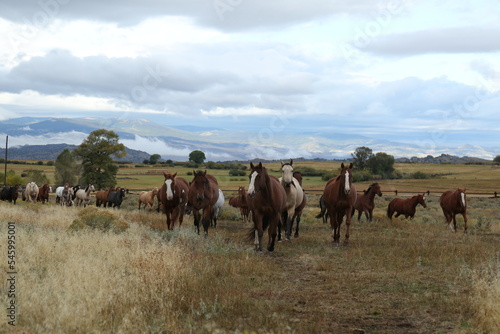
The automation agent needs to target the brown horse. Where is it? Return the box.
[387,194,427,220]
[159,172,189,230]
[246,162,287,252]
[352,182,382,222]
[229,186,250,222]
[95,187,115,207]
[321,163,357,246]
[440,188,467,232]
[188,170,219,236]
[37,184,51,204]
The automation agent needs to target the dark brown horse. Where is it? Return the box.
[440,188,467,232]
[37,184,51,204]
[188,170,219,236]
[246,162,287,252]
[387,194,427,220]
[352,182,382,222]
[0,185,19,204]
[95,187,115,207]
[322,163,357,245]
[159,172,189,231]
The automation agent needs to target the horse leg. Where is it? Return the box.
[193,210,201,235]
[267,216,278,252]
[330,212,340,246]
[254,215,264,252]
[285,209,294,241]
[202,207,211,237]
[462,212,468,233]
[452,214,458,233]
[344,209,352,245]
[294,213,300,238]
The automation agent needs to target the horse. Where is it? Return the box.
[75,184,95,207]
[440,188,467,233]
[159,172,189,230]
[290,171,307,238]
[211,189,224,228]
[229,186,249,222]
[321,163,357,246]
[246,162,287,252]
[95,187,115,207]
[0,185,19,204]
[278,160,305,241]
[138,187,159,211]
[37,184,51,204]
[55,184,74,206]
[108,187,126,208]
[387,194,427,220]
[352,182,382,222]
[25,182,39,203]
[188,171,220,236]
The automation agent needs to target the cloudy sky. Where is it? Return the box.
[0,0,499,153]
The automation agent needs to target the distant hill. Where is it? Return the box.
[0,144,151,163]
[395,154,491,164]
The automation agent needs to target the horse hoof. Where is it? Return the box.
[294,233,299,238]
[343,241,350,246]
[332,242,340,247]
[284,238,291,242]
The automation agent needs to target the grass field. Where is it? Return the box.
[1,161,499,333]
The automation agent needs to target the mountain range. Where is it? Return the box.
[0,117,497,163]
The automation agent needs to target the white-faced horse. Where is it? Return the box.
[25,182,39,203]
[278,159,305,241]
[75,184,95,207]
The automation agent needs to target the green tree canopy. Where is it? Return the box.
[494,155,500,165]
[54,148,79,186]
[367,152,395,178]
[149,154,161,165]
[351,146,373,170]
[189,150,206,164]
[72,129,126,189]
[25,169,50,185]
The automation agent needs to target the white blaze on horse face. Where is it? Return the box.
[461,192,466,207]
[344,170,350,194]
[248,171,258,196]
[165,179,173,200]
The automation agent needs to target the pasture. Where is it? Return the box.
[1,161,500,333]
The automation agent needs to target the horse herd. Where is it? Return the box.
[0,161,468,252]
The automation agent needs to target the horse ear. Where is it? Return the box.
[258,162,262,168]
[250,162,254,169]
[173,172,177,178]
[349,163,353,169]
[163,172,168,179]
[290,159,293,166]
[193,170,196,176]
[203,170,207,176]
[341,163,345,169]
[280,160,284,167]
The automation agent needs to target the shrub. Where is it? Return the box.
[69,207,129,233]
[411,171,429,179]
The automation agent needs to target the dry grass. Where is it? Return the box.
[0,193,499,333]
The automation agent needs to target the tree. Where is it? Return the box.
[149,154,161,165]
[189,150,206,164]
[25,169,50,185]
[351,146,373,170]
[367,152,395,178]
[72,129,126,189]
[494,155,500,165]
[54,149,79,186]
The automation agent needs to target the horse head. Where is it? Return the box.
[248,162,268,198]
[339,163,353,195]
[418,194,427,208]
[280,159,294,187]
[458,188,466,207]
[191,170,209,202]
[372,182,382,197]
[163,172,178,200]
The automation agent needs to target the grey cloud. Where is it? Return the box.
[0,0,386,30]
[361,27,500,55]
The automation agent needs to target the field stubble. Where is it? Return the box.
[0,193,499,333]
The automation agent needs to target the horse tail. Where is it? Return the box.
[315,195,326,219]
[387,204,392,219]
[245,226,256,242]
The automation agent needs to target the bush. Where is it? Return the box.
[411,171,429,179]
[229,169,246,177]
[69,207,129,233]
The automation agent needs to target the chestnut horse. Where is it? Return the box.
[246,162,287,252]
[159,172,189,230]
[278,160,304,241]
[229,186,250,222]
[387,194,427,220]
[440,188,467,232]
[37,184,51,204]
[321,163,357,246]
[188,171,219,236]
[95,187,115,207]
[352,182,382,222]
